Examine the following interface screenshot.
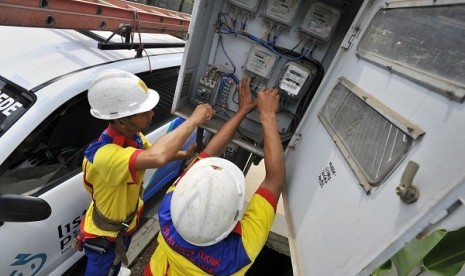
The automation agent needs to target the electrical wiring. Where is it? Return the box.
[232,86,239,104]
[215,12,309,61]
[212,11,322,145]
[216,35,240,84]
[277,107,301,141]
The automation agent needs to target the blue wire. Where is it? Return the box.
[216,12,307,61]
[218,35,237,76]
[227,74,239,84]
[217,25,308,61]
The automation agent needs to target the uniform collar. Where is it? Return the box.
[104,124,141,148]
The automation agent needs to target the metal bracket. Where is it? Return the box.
[341,27,360,50]
[396,161,420,204]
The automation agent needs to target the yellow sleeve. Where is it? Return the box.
[240,187,277,262]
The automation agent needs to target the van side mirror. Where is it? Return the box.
[0,194,52,224]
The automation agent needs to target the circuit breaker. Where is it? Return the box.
[172,0,347,156]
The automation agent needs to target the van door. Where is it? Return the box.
[283,1,465,275]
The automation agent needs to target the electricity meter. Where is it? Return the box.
[245,44,277,80]
[264,0,302,26]
[301,2,341,41]
[277,61,313,99]
[229,0,261,12]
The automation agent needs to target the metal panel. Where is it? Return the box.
[283,0,465,275]
[318,77,424,191]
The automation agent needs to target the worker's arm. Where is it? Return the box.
[203,77,257,157]
[135,104,213,169]
[257,88,286,200]
[171,142,198,160]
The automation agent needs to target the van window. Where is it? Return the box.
[0,94,106,196]
[0,67,180,196]
[357,4,465,102]
[318,77,424,191]
[0,77,35,137]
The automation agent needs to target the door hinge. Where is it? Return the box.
[341,27,360,50]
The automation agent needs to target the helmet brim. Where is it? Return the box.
[89,88,160,120]
[137,88,160,114]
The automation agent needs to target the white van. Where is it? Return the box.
[0,26,191,275]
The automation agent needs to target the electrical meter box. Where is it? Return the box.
[244,44,278,80]
[171,0,344,156]
[301,2,342,41]
[263,0,303,27]
[228,0,261,13]
[277,61,316,99]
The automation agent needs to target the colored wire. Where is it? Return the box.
[215,12,309,61]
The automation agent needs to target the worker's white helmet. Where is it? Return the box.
[88,69,160,119]
[171,157,246,246]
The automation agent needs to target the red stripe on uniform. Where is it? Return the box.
[129,149,143,184]
[232,222,242,236]
[255,187,278,213]
[83,160,94,191]
[144,264,154,276]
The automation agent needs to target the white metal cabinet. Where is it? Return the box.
[283,1,465,275]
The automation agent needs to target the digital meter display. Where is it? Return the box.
[277,61,313,99]
[229,0,261,12]
[245,44,277,79]
[301,2,341,41]
[264,0,302,26]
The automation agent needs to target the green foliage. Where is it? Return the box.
[373,227,465,276]
[422,227,465,276]
[372,259,392,276]
[391,229,447,276]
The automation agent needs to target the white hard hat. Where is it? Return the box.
[88,69,160,119]
[171,157,246,246]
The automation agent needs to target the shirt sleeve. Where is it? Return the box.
[239,187,277,262]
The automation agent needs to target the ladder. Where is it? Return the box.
[0,0,191,36]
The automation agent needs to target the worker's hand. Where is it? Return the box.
[257,87,279,117]
[190,103,214,125]
[237,77,257,115]
[185,142,198,159]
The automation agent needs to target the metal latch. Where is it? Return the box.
[288,133,302,150]
[396,161,420,204]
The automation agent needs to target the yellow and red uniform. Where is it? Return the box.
[145,152,278,276]
[80,124,150,240]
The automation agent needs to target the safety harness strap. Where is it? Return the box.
[92,202,138,266]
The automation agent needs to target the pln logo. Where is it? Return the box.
[9,253,47,276]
